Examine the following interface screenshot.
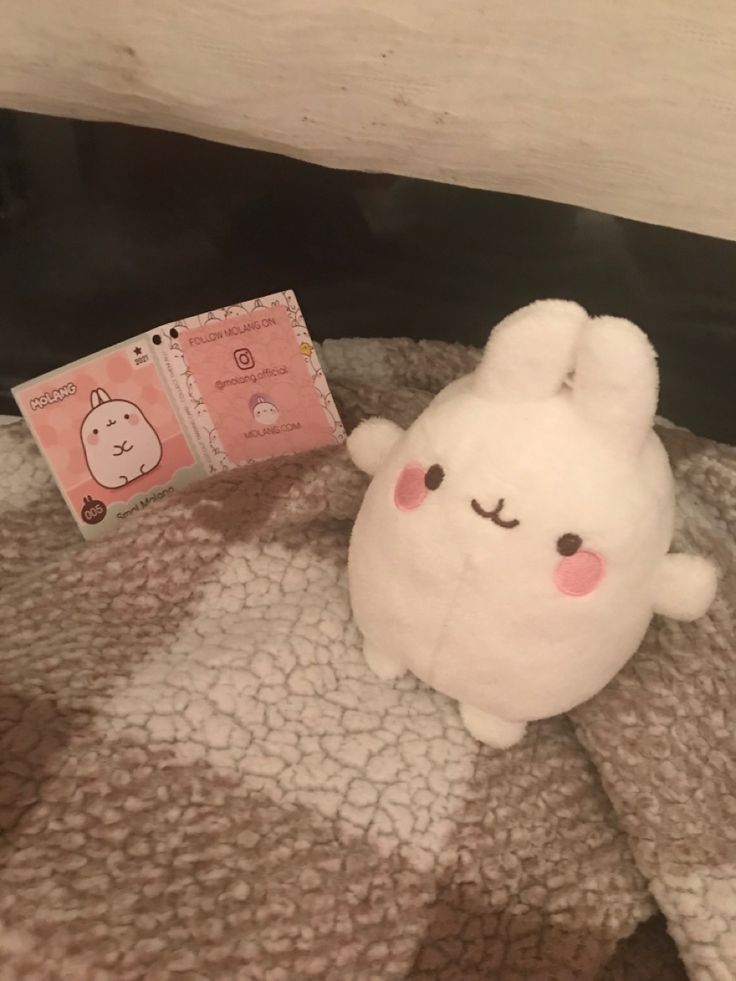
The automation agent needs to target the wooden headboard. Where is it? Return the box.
[1,0,735,240]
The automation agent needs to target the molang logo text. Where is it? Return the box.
[29,382,77,411]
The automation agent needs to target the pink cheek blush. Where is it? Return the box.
[127,413,140,426]
[394,464,428,511]
[86,432,99,446]
[554,550,605,597]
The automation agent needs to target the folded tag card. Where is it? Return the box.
[13,290,345,540]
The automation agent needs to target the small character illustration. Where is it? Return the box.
[80,495,107,525]
[81,388,162,489]
[319,392,343,437]
[299,340,322,380]
[249,393,280,426]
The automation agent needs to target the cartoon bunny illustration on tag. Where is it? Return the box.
[80,388,162,489]
[347,300,718,749]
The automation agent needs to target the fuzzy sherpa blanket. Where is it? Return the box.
[0,338,733,980]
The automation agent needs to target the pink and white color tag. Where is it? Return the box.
[13,290,345,540]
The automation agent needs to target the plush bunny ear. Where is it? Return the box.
[90,388,111,408]
[572,316,658,453]
[473,300,589,401]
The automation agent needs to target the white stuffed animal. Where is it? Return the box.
[81,388,162,489]
[347,300,717,748]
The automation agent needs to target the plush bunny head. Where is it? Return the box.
[80,388,162,490]
[347,301,717,747]
[384,301,670,599]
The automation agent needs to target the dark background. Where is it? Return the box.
[1,109,734,442]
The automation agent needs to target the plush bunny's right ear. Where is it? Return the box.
[90,388,111,408]
[473,300,588,402]
[573,317,658,455]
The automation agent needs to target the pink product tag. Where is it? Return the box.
[179,305,334,464]
[12,291,345,541]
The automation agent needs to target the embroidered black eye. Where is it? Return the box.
[92,428,98,435]
[557,533,582,556]
[424,464,444,490]
[124,413,130,419]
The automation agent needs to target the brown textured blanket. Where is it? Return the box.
[0,338,733,980]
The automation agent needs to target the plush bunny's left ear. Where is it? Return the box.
[473,299,589,402]
[573,316,658,454]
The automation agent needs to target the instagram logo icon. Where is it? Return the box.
[234,348,255,370]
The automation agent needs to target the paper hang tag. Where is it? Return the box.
[13,290,345,541]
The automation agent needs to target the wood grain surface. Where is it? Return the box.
[2,1,736,239]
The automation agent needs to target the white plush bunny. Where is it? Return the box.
[347,301,717,748]
[80,388,162,490]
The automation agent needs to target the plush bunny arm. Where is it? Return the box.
[652,553,718,621]
[347,418,403,476]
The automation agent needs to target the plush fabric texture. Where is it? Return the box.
[0,336,732,979]
[347,302,717,746]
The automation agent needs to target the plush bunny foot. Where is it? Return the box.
[460,704,527,749]
[364,643,406,680]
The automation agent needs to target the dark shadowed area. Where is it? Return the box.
[1,109,734,442]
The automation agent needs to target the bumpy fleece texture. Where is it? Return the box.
[0,337,732,980]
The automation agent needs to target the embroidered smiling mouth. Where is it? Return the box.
[470,497,520,528]
[112,441,133,457]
